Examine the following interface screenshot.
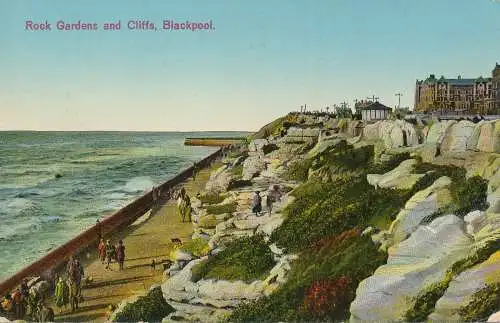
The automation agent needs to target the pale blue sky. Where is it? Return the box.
[0,0,499,131]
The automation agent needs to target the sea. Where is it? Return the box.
[0,131,248,281]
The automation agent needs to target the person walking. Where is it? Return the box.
[54,277,69,314]
[192,162,198,180]
[183,193,192,222]
[251,191,262,216]
[116,240,125,270]
[105,240,115,269]
[266,185,282,214]
[11,288,24,320]
[98,238,106,264]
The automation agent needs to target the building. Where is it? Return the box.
[359,101,391,121]
[414,63,500,115]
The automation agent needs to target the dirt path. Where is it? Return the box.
[53,164,219,322]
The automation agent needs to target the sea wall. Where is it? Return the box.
[0,148,223,296]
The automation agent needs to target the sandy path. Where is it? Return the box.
[53,164,219,322]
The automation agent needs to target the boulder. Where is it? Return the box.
[379,121,405,149]
[169,249,194,262]
[387,176,453,247]
[233,215,270,230]
[286,127,321,138]
[205,166,232,194]
[350,215,473,322]
[429,250,500,322]
[395,120,420,147]
[488,311,500,322]
[426,120,456,145]
[307,138,345,159]
[440,120,476,153]
[163,301,231,323]
[487,187,500,213]
[477,120,500,153]
[256,214,285,236]
[242,154,266,180]
[162,259,204,302]
[464,210,488,235]
[197,279,264,301]
[466,120,484,151]
[367,159,424,190]
[248,139,268,153]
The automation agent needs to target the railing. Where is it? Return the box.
[0,148,223,296]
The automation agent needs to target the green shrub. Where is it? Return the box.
[191,234,275,283]
[229,232,387,322]
[458,283,500,322]
[451,175,489,216]
[367,152,411,174]
[199,193,226,205]
[284,159,313,182]
[113,287,174,322]
[181,238,211,257]
[206,201,237,215]
[230,164,244,178]
[262,143,279,155]
[228,179,252,190]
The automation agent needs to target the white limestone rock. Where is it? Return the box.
[350,215,473,322]
[477,120,500,153]
[464,210,488,235]
[440,120,476,153]
[429,249,500,322]
[426,120,456,145]
[388,176,453,246]
[163,301,230,323]
[366,159,424,190]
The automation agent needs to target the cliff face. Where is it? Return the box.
[106,114,500,323]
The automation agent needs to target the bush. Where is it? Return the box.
[230,164,244,178]
[191,234,275,283]
[262,143,279,155]
[229,232,387,322]
[458,283,500,322]
[283,159,313,182]
[199,193,226,205]
[451,175,489,216]
[113,287,174,322]
[181,238,211,257]
[206,201,237,215]
[228,179,252,190]
[367,152,411,174]
[301,277,354,319]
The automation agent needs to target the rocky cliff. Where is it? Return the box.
[107,114,500,323]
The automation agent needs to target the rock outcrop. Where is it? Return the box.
[351,215,473,322]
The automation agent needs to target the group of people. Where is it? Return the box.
[0,256,85,321]
[251,185,282,216]
[176,188,192,222]
[98,238,126,270]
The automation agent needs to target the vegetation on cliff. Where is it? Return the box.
[458,283,500,322]
[229,230,386,322]
[113,287,174,323]
[191,234,275,283]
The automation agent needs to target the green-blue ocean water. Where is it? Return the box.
[0,131,246,281]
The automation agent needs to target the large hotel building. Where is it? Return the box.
[414,63,500,115]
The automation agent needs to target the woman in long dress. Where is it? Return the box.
[54,277,68,313]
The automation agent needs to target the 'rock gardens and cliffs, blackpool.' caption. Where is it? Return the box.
[24,19,215,31]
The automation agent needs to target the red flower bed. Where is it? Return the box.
[303,277,353,319]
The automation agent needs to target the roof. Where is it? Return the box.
[359,102,392,111]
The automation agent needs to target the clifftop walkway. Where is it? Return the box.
[54,164,218,322]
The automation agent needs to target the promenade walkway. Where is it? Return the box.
[53,164,218,322]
